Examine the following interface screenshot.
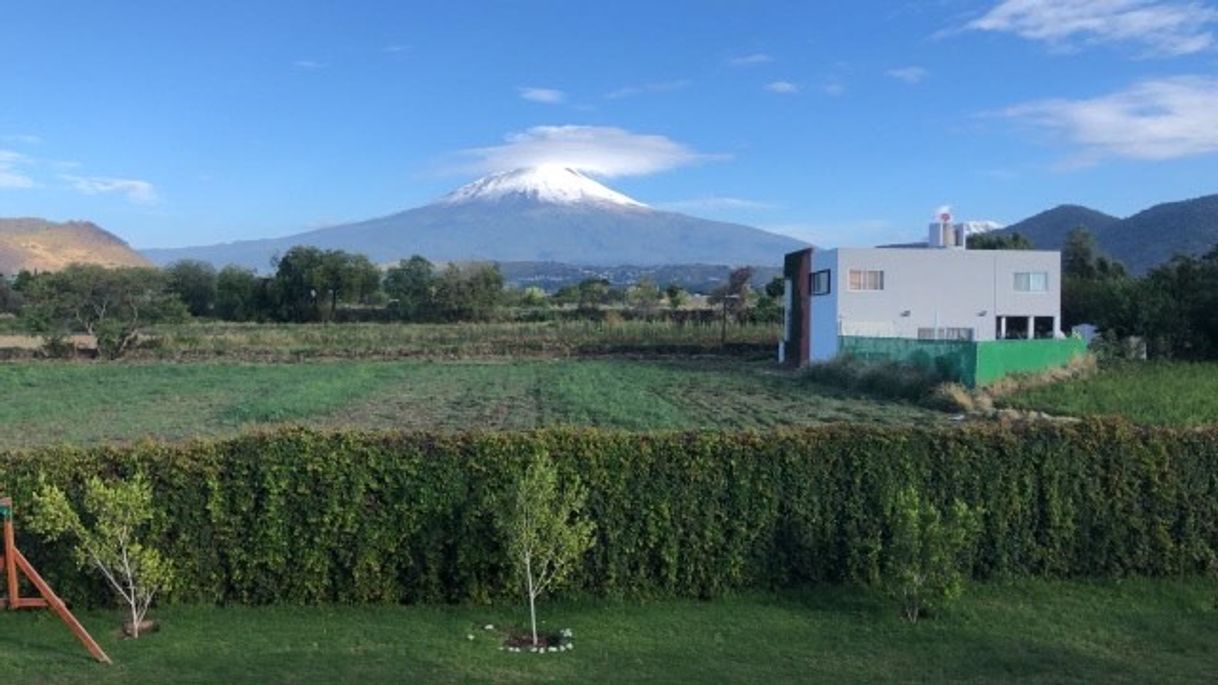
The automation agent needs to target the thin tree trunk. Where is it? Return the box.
[526,551,537,646]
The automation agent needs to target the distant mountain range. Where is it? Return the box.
[0,218,150,275]
[995,194,1218,274]
[143,166,808,270]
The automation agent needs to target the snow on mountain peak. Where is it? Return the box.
[436,166,648,208]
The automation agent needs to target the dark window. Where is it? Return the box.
[810,269,831,296]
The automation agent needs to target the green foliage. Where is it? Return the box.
[165,260,218,317]
[1062,232,1218,360]
[884,488,980,622]
[27,475,174,638]
[383,255,436,320]
[432,263,504,322]
[627,278,661,313]
[20,264,188,358]
[804,354,947,402]
[664,283,687,310]
[967,232,1033,250]
[3,421,1217,608]
[501,451,595,645]
[270,246,381,322]
[214,265,266,322]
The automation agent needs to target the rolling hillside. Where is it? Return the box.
[995,195,1218,273]
[0,218,151,274]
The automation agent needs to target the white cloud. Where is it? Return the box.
[728,53,773,66]
[0,150,35,188]
[999,76,1218,163]
[63,175,159,204]
[765,80,800,94]
[293,59,325,69]
[1,134,40,145]
[822,82,846,96]
[383,44,407,54]
[886,66,929,84]
[965,0,1218,56]
[454,125,717,177]
[518,87,566,104]
[605,79,691,99]
[658,197,777,212]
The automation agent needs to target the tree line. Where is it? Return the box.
[971,228,1218,360]
[0,245,782,358]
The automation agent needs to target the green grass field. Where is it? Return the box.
[133,319,781,361]
[0,358,937,448]
[1005,362,1218,426]
[2,580,1214,684]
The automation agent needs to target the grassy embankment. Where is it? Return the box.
[1,580,1215,684]
[1005,362,1218,426]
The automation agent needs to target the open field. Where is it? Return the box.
[2,580,1215,684]
[127,320,782,360]
[0,358,939,448]
[1005,362,1218,426]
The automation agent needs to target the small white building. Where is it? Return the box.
[781,218,1065,371]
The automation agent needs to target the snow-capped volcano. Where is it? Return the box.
[143,167,807,270]
[438,166,648,208]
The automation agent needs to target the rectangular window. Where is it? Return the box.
[848,269,884,291]
[1014,271,1048,292]
[810,269,831,296]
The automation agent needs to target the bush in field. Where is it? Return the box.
[884,488,980,622]
[215,265,267,321]
[432,263,504,322]
[28,475,174,638]
[21,264,188,358]
[500,451,595,647]
[165,259,217,317]
[804,355,946,402]
[384,255,436,320]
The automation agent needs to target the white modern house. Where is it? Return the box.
[781,217,1082,386]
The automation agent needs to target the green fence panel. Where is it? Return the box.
[838,336,1086,387]
[838,336,978,386]
[974,338,1087,386]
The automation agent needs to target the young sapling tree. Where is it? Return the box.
[502,451,595,647]
[885,486,980,623]
[29,474,174,638]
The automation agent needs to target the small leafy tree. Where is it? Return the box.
[501,452,595,647]
[21,265,188,358]
[664,283,687,310]
[884,487,980,623]
[28,475,174,638]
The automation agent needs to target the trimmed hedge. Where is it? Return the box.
[1,422,1216,606]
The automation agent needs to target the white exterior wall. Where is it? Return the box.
[808,247,1061,358]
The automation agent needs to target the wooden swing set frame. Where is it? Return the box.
[1,496,111,664]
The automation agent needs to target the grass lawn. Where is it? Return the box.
[1004,362,1218,426]
[1,579,1215,684]
[0,358,937,447]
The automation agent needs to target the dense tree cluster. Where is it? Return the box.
[1058,228,1218,360]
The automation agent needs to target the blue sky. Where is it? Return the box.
[2,0,1217,249]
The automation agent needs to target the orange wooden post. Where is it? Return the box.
[1,496,111,664]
